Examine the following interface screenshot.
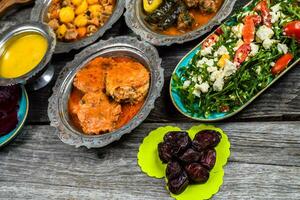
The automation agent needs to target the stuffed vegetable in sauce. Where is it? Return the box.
[143,0,224,35]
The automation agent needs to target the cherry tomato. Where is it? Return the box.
[242,15,261,44]
[249,15,262,26]
[201,34,219,49]
[271,53,294,75]
[284,21,300,42]
[234,44,251,66]
[215,27,224,35]
[255,0,271,27]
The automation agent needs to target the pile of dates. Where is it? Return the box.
[158,130,221,194]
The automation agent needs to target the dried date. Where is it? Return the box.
[164,131,191,156]
[158,142,173,163]
[167,171,189,195]
[166,161,182,180]
[185,163,209,183]
[179,148,203,163]
[192,130,221,151]
[200,149,216,170]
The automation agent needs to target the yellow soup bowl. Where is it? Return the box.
[0,22,56,88]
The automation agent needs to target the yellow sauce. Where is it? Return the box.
[0,33,48,78]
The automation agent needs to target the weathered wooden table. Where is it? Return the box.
[1,1,300,199]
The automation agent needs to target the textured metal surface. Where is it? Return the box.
[125,0,238,46]
[48,36,164,148]
[0,21,56,86]
[30,0,125,53]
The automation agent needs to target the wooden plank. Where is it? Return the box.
[1,0,300,124]
[0,122,299,199]
[0,163,299,200]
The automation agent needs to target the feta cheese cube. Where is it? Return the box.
[213,78,224,92]
[198,82,210,93]
[200,46,213,56]
[206,59,215,67]
[197,75,203,83]
[192,89,201,97]
[271,4,281,13]
[207,66,218,73]
[214,45,229,57]
[277,43,289,54]
[270,11,281,23]
[223,60,237,77]
[197,57,209,68]
[263,39,276,49]
[249,43,260,57]
[256,25,274,42]
[210,70,224,82]
[183,80,191,89]
[231,23,244,38]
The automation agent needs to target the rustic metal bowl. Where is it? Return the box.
[48,36,164,148]
[125,0,238,46]
[30,0,125,53]
[0,22,56,88]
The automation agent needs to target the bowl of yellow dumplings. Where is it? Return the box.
[31,0,124,53]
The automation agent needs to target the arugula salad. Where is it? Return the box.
[172,0,300,118]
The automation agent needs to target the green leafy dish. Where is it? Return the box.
[170,0,300,121]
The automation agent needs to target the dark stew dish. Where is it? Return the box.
[143,0,224,35]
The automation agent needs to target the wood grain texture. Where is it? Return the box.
[0,122,299,199]
[0,0,32,16]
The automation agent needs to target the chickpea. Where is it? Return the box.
[74,14,88,27]
[87,0,98,5]
[71,0,83,6]
[56,24,68,39]
[59,6,75,23]
[88,4,102,17]
[75,0,88,15]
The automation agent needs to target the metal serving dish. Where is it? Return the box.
[0,22,56,87]
[48,36,164,148]
[125,0,238,46]
[31,0,125,54]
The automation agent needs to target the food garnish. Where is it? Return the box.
[68,57,150,135]
[47,0,115,41]
[158,130,221,194]
[172,0,300,118]
[0,86,20,136]
[144,0,224,36]
[143,0,163,13]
